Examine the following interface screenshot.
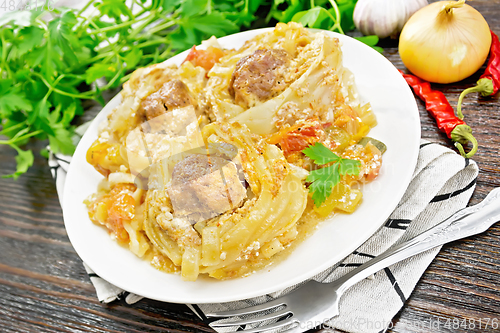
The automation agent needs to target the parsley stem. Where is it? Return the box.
[32,72,95,100]
[91,15,149,34]
[206,0,213,14]
[0,130,44,145]
[265,1,277,23]
[323,9,339,30]
[77,0,95,16]
[0,31,13,78]
[132,7,150,19]
[53,89,95,99]
[53,74,66,87]
[79,14,118,51]
[0,122,25,137]
[41,74,67,102]
[35,18,48,31]
[12,130,43,144]
[144,19,178,36]
[140,54,157,61]
[99,61,124,91]
[119,72,133,84]
[68,51,115,76]
[78,14,125,70]
[74,7,98,32]
[328,0,344,34]
[75,51,114,70]
[34,10,49,22]
[127,12,159,40]
[134,0,148,11]
[159,44,173,58]
[136,38,168,49]
[10,127,31,142]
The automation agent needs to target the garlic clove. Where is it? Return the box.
[354,0,428,39]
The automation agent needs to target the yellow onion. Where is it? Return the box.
[399,0,491,84]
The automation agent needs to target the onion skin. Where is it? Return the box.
[399,1,491,84]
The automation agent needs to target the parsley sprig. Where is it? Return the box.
[303,142,361,207]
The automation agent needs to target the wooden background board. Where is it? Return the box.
[0,0,499,332]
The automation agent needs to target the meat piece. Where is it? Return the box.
[167,154,247,222]
[229,49,291,108]
[157,214,202,248]
[140,79,195,121]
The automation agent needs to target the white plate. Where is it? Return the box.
[63,28,421,304]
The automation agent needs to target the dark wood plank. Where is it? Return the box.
[1,1,499,332]
[381,1,500,332]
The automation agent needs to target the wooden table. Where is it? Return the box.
[1,1,499,332]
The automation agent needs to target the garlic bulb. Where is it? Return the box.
[354,0,428,39]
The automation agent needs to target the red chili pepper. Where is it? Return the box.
[399,70,478,158]
[457,30,500,119]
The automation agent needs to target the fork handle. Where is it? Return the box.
[331,187,500,295]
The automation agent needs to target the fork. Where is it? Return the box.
[206,187,500,333]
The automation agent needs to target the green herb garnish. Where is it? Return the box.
[303,142,361,207]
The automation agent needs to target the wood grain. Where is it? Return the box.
[1,1,500,332]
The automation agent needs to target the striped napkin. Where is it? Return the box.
[51,140,478,333]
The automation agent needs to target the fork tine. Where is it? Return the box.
[205,298,286,318]
[209,308,292,328]
[229,317,298,333]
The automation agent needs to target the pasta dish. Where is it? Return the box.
[84,23,384,281]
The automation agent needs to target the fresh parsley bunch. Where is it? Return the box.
[0,0,371,179]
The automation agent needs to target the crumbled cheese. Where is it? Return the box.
[248,241,260,251]
[160,206,173,215]
[289,164,309,180]
[201,35,222,49]
[100,130,110,140]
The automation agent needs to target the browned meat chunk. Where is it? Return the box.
[140,80,195,121]
[156,214,201,248]
[229,49,291,108]
[167,154,247,222]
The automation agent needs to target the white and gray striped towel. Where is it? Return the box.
[50,140,479,333]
